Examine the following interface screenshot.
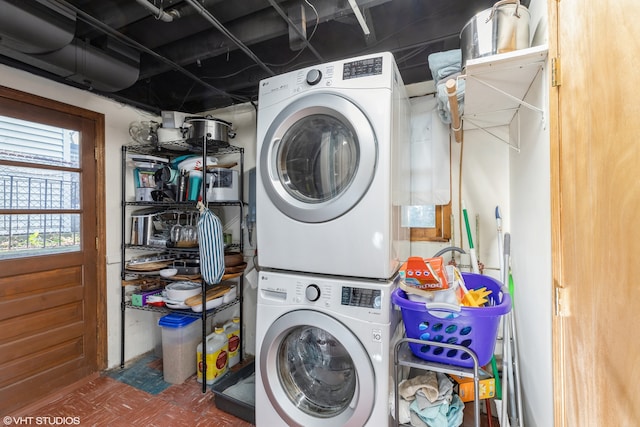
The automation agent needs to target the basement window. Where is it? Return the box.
[403,203,452,242]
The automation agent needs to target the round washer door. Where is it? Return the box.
[259,310,375,427]
[260,93,377,223]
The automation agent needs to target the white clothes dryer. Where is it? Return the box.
[255,269,400,427]
[256,52,410,279]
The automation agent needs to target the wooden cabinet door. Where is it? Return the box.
[549,0,640,425]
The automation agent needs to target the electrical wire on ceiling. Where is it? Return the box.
[183,0,275,77]
[264,0,321,68]
[200,0,320,80]
[176,80,198,111]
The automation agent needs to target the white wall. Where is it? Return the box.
[508,61,553,427]
[406,82,510,282]
[199,103,258,356]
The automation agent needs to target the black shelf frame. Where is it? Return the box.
[120,141,245,393]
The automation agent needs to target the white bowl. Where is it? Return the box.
[159,268,178,278]
[165,281,201,301]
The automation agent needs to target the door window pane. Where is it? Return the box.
[0,213,81,259]
[0,115,82,259]
[0,115,80,168]
[0,165,80,210]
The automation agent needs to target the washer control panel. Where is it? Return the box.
[290,280,382,310]
[259,271,395,323]
[341,286,382,309]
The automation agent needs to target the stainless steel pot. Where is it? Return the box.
[184,116,236,145]
[460,0,530,69]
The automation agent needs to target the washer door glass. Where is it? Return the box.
[279,326,356,417]
[260,93,377,223]
[260,310,375,426]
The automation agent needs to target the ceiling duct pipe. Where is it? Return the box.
[30,38,140,92]
[0,0,76,54]
[52,0,242,102]
[134,0,181,22]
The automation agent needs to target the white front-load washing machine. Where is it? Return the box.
[255,269,400,427]
[256,52,410,279]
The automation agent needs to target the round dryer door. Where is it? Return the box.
[260,310,376,427]
[260,93,377,223]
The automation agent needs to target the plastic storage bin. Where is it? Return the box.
[392,273,511,368]
[158,314,202,384]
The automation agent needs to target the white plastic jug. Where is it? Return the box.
[196,327,228,385]
[224,317,241,368]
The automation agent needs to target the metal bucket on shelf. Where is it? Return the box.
[460,0,530,69]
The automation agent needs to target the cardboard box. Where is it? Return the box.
[449,368,495,402]
[131,289,163,307]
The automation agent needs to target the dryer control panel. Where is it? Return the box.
[342,56,383,80]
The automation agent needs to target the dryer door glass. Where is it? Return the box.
[278,325,356,417]
[278,114,357,203]
[260,93,377,223]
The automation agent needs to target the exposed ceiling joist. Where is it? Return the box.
[0,0,502,113]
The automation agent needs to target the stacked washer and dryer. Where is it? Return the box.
[255,52,410,427]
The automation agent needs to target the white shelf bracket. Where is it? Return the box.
[463,114,522,152]
[467,62,546,124]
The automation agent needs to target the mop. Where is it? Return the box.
[509,272,525,427]
[462,202,500,427]
[498,226,524,426]
[494,207,510,427]
[501,234,514,427]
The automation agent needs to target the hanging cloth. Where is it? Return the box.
[197,202,225,285]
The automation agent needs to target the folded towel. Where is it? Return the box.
[410,398,449,427]
[410,393,465,427]
[398,372,439,402]
[437,372,454,400]
[414,373,454,410]
[428,49,462,85]
[415,389,452,410]
[446,394,465,427]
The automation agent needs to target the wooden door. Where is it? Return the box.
[549,0,640,425]
[0,87,106,415]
